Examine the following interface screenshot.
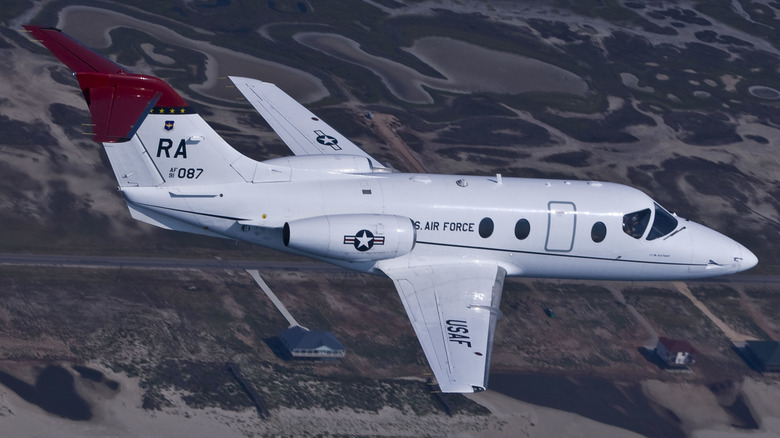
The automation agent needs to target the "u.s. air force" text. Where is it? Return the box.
[413,221,474,232]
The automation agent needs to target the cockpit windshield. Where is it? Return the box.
[647,203,678,240]
[622,208,651,239]
[622,203,679,240]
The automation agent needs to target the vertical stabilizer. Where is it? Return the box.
[25,25,256,188]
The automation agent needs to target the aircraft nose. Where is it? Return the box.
[687,221,757,277]
[737,245,758,272]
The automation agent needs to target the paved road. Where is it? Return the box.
[0,253,775,285]
[0,253,341,272]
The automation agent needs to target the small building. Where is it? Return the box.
[247,269,346,361]
[744,341,780,372]
[279,325,346,360]
[655,337,696,369]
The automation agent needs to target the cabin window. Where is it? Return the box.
[622,208,651,239]
[591,221,607,243]
[515,219,530,240]
[479,217,494,238]
[647,203,679,240]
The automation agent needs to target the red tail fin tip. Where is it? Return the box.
[25,25,191,143]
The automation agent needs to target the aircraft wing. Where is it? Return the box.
[381,263,506,392]
[230,77,385,169]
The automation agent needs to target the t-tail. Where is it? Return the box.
[25,26,255,189]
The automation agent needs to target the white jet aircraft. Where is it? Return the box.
[26,26,757,392]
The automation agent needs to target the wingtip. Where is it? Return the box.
[228,76,271,87]
[435,380,487,393]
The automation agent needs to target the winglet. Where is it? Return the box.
[25,25,190,142]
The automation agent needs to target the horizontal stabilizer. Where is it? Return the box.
[25,25,190,142]
[24,25,126,74]
[76,72,188,142]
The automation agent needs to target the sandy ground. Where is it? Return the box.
[0,363,637,437]
[3,364,780,437]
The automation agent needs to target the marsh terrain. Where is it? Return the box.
[1,1,780,436]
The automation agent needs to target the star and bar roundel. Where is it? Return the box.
[344,229,385,252]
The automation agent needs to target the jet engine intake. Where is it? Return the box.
[283,214,416,262]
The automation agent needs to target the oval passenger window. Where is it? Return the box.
[591,221,607,243]
[479,217,494,238]
[515,219,530,240]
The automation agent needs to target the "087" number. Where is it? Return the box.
[169,168,204,179]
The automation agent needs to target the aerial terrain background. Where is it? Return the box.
[0,1,779,437]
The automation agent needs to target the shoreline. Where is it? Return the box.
[2,363,780,437]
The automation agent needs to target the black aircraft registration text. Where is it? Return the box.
[413,221,474,232]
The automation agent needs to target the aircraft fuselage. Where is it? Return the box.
[122,163,756,282]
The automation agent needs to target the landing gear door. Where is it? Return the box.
[546,201,576,252]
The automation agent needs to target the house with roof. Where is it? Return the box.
[279,325,346,360]
[247,269,346,361]
[655,337,696,369]
[743,340,780,372]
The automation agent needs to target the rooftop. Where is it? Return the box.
[279,326,346,359]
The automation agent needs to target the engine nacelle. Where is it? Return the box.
[283,214,416,262]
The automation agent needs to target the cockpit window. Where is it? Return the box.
[623,208,651,239]
[647,203,678,241]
